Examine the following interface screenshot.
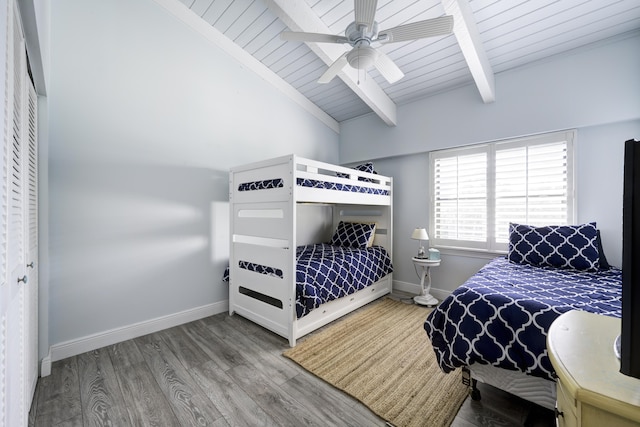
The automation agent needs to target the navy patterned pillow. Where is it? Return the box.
[508,222,600,271]
[337,162,377,182]
[330,221,376,249]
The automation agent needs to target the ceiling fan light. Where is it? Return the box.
[347,46,378,70]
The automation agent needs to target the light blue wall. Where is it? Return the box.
[37,1,640,352]
[340,32,640,294]
[340,32,640,162]
[47,0,338,347]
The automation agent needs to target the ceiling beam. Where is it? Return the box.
[442,0,495,103]
[264,0,398,126]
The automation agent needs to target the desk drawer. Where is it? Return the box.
[556,380,578,427]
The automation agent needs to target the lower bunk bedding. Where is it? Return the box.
[294,243,393,318]
[424,256,622,383]
[225,243,393,319]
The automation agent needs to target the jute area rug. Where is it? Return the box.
[283,298,468,427]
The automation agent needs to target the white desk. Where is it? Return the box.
[548,310,640,426]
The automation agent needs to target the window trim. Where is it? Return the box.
[428,130,576,253]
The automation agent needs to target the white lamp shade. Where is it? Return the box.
[411,228,429,240]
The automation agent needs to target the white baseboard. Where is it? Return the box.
[393,279,451,304]
[40,349,52,377]
[43,300,229,372]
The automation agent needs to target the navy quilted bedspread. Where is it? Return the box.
[236,177,390,196]
[424,257,621,380]
[224,244,393,319]
[296,244,392,318]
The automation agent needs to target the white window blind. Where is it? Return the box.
[433,149,487,247]
[430,130,575,252]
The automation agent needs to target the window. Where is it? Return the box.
[429,130,575,252]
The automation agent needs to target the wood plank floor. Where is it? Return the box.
[29,298,556,427]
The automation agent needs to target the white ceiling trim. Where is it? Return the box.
[264,0,398,126]
[442,0,495,103]
[153,0,340,134]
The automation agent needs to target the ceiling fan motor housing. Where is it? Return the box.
[345,21,380,70]
[345,21,379,46]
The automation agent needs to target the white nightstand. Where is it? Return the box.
[412,257,440,306]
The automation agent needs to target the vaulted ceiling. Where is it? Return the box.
[160,0,640,131]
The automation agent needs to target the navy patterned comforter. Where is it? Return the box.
[224,244,393,319]
[236,178,389,196]
[424,257,621,380]
[295,244,392,318]
[296,178,390,196]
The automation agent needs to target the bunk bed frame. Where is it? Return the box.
[229,154,393,346]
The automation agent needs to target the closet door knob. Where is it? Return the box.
[18,275,27,284]
[27,262,34,268]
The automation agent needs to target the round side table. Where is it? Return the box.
[412,257,441,306]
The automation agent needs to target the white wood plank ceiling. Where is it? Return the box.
[171,0,640,129]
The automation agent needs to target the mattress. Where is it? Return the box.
[424,256,621,380]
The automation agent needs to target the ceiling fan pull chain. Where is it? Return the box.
[357,47,360,85]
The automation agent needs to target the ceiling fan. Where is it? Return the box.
[280,0,454,85]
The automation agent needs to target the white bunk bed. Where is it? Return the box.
[228,154,393,346]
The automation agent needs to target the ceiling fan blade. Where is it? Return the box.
[379,15,453,43]
[318,53,349,84]
[354,0,378,31]
[374,51,404,84]
[280,31,346,44]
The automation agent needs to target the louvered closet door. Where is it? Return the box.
[0,0,32,425]
[23,71,38,410]
[0,0,8,423]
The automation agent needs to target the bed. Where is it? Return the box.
[424,222,622,410]
[229,154,393,346]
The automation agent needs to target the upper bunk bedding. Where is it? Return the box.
[236,177,390,196]
[424,256,622,381]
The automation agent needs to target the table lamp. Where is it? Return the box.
[411,228,429,258]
